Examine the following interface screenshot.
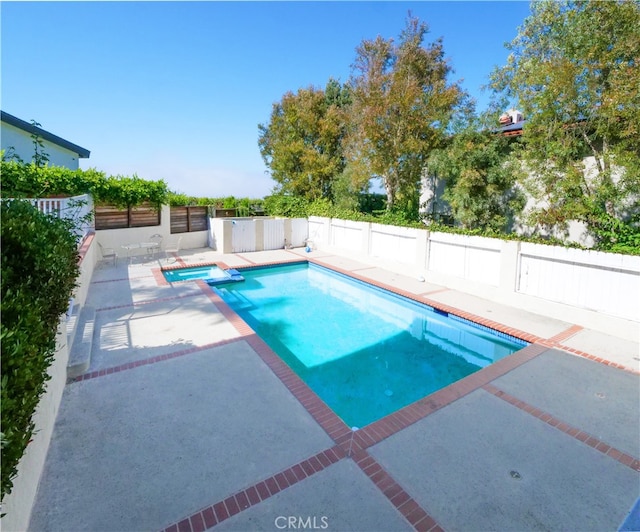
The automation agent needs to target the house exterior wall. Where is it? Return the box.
[1,122,83,169]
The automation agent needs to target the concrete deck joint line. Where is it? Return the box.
[66,337,249,383]
[91,274,155,284]
[420,287,450,296]
[352,449,443,531]
[95,291,201,312]
[483,383,640,472]
[160,445,347,532]
[235,253,257,265]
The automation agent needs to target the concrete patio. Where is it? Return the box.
[27,248,639,532]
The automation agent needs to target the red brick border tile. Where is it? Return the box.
[67,336,249,383]
[551,344,640,375]
[547,324,584,343]
[352,450,442,531]
[484,383,640,472]
[161,446,345,532]
[77,231,95,265]
[152,267,170,286]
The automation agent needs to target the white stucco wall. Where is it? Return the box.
[1,122,82,169]
[96,205,208,254]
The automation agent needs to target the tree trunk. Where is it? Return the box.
[384,178,395,211]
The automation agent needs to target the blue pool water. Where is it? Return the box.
[215,262,527,427]
[163,266,230,283]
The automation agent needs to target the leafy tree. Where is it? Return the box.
[346,14,465,218]
[428,122,526,231]
[491,0,640,238]
[258,79,351,201]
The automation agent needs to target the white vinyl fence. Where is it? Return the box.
[308,216,640,324]
[263,218,285,250]
[517,243,639,320]
[370,223,421,265]
[210,217,308,254]
[25,194,94,243]
[428,232,502,286]
[231,219,257,253]
[291,218,309,247]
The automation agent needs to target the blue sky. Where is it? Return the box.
[1,1,531,199]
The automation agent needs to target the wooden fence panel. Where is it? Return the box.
[170,206,208,234]
[188,207,208,232]
[95,203,160,230]
[130,204,161,228]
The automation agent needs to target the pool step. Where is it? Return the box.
[205,268,245,286]
[67,305,95,379]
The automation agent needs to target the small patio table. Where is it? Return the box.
[121,241,160,263]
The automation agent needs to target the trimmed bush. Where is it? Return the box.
[1,200,80,501]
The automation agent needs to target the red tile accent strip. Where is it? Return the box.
[550,344,640,375]
[92,274,156,284]
[547,324,584,344]
[152,267,170,286]
[77,231,95,265]
[483,383,640,472]
[352,450,442,531]
[160,446,346,532]
[95,291,201,312]
[235,253,257,265]
[66,336,248,383]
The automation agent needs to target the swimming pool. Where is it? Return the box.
[214,262,527,427]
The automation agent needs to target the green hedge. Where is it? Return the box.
[0,161,169,208]
[1,200,80,501]
[263,194,639,255]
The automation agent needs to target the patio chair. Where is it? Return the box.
[98,242,118,266]
[165,236,182,262]
[147,233,163,258]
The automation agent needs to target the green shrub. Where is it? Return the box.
[263,194,310,218]
[167,193,265,215]
[1,200,80,501]
[0,161,169,208]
